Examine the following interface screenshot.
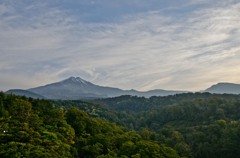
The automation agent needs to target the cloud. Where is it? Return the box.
[0,0,240,91]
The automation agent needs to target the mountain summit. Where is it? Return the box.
[61,77,90,85]
[6,77,187,100]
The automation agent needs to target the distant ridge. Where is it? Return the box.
[6,78,240,100]
[6,77,188,100]
[204,82,240,94]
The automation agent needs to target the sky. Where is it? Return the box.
[0,0,240,92]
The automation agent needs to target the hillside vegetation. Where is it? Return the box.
[1,92,240,158]
[95,93,240,158]
[0,92,178,158]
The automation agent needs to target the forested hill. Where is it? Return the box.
[94,93,240,158]
[0,92,179,158]
[2,92,240,158]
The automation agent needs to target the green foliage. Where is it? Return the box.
[0,93,75,158]
[95,93,240,158]
[3,91,240,158]
[0,92,179,158]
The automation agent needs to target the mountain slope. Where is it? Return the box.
[205,82,240,94]
[5,89,45,99]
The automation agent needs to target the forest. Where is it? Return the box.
[1,92,240,158]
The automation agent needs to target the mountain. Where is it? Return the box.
[6,77,187,100]
[28,77,124,100]
[205,82,240,94]
[5,89,45,99]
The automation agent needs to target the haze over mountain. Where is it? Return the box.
[6,77,187,100]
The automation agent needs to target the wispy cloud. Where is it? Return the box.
[0,0,240,91]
